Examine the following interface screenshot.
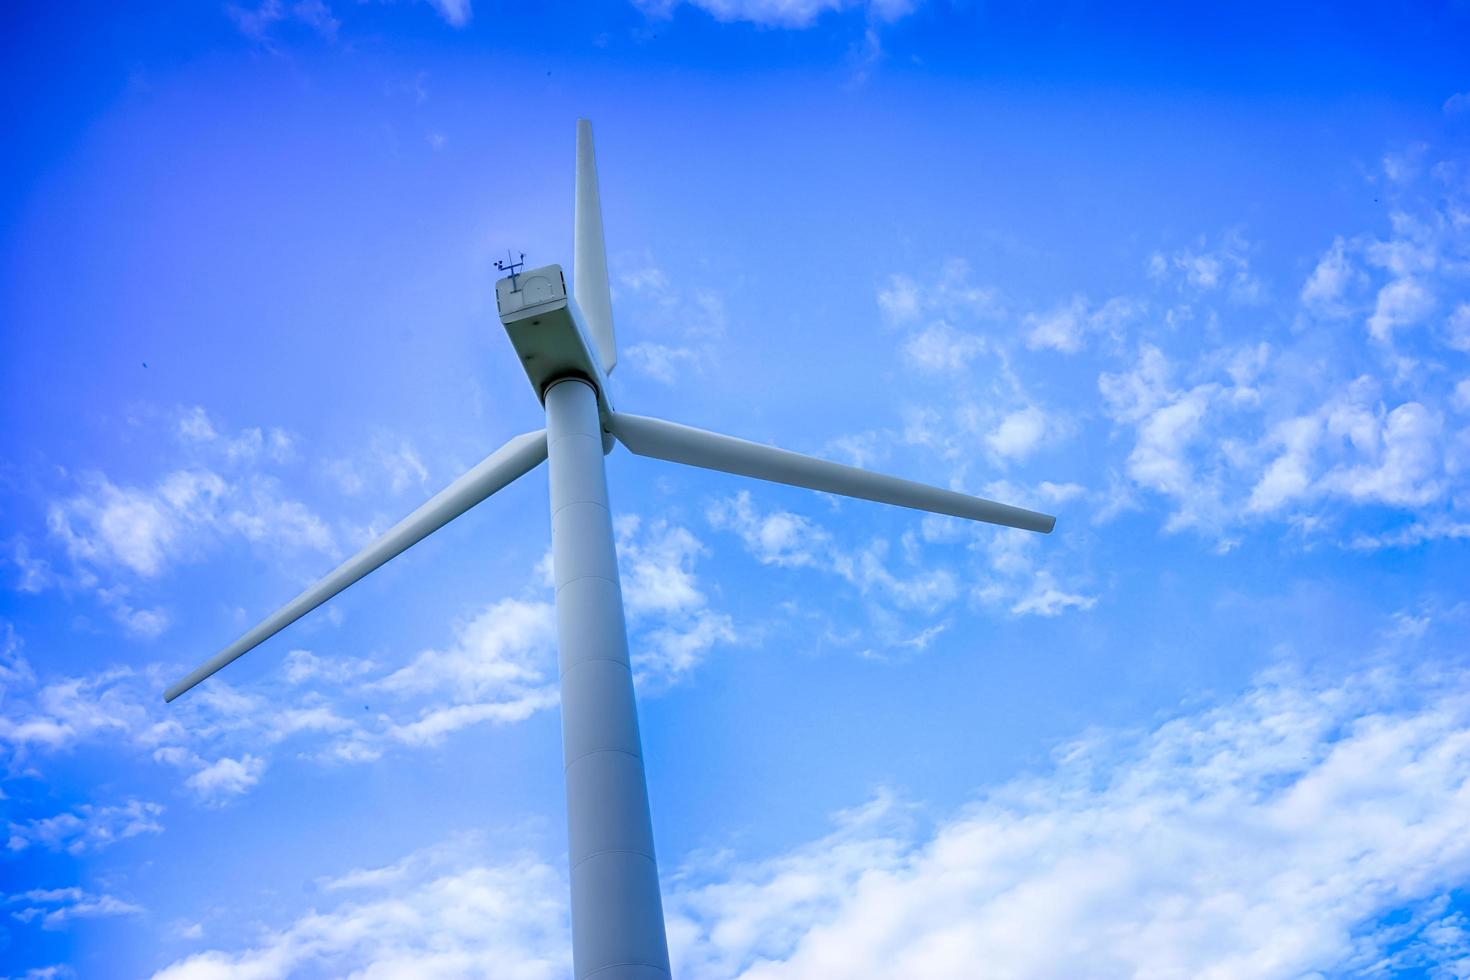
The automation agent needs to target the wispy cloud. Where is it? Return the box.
[632,0,914,30]
[8,888,143,931]
[152,836,566,979]
[615,261,729,386]
[665,658,1470,978]
[6,799,163,855]
[148,651,1470,978]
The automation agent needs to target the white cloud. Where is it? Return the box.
[177,407,293,465]
[633,0,913,29]
[707,492,829,569]
[107,594,172,639]
[0,634,340,800]
[48,468,333,582]
[615,264,728,384]
[666,659,1470,979]
[143,647,1470,979]
[1444,303,1470,352]
[323,434,429,497]
[985,407,1048,461]
[48,471,220,577]
[425,0,472,27]
[1023,295,1138,354]
[1147,231,1263,303]
[617,517,738,687]
[1300,236,1355,313]
[375,598,554,700]
[1099,327,1463,538]
[384,694,558,748]
[1037,481,1085,503]
[1007,574,1097,616]
[282,649,375,685]
[969,518,1095,617]
[624,342,705,384]
[901,322,986,372]
[38,413,336,639]
[1248,387,1448,515]
[185,755,265,802]
[152,838,567,980]
[6,799,164,855]
[1347,518,1470,551]
[1321,401,1444,506]
[709,492,956,610]
[1022,298,1085,353]
[8,887,143,931]
[1382,143,1430,184]
[1100,347,1226,532]
[366,598,559,747]
[877,260,999,328]
[711,485,1090,628]
[1452,379,1470,414]
[1368,277,1434,341]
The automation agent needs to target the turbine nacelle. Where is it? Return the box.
[495,263,614,420]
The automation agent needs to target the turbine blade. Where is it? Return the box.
[575,118,617,373]
[164,429,549,703]
[610,412,1055,534]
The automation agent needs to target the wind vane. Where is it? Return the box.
[164,119,1056,980]
[494,250,526,290]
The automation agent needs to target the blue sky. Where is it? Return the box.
[3,1,1470,977]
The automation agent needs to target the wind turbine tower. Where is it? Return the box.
[165,120,1056,980]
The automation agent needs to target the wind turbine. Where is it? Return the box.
[165,120,1056,980]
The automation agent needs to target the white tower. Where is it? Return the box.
[166,120,1056,979]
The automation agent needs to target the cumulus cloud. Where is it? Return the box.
[985,406,1049,461]
[1098,344,1236,533]
[1023,295,1138,354]
[1248,383,1448,515]
[1368,277,1435,341]
[1097,309,1462,540]
[617,517,738,687]
[44,461,334,638]
[185,755,265,802]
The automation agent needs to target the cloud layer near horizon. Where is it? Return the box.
[149,653,1470,979]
